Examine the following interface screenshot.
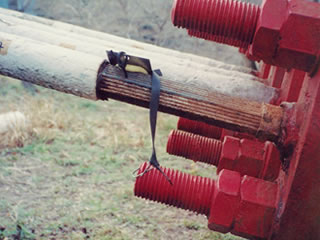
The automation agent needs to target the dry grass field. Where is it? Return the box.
[0,1,260,239]
[0,77,245,239]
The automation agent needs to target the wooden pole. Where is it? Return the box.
[97,64,284,141]
[0,12,279,103]
[0,10,264,80]
[0,32,283,141]
[0,7,253,74]
[0,32,102,100]
[0,12,256,79]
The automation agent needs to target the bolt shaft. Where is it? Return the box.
[177,117,223,139]
[167,130,222,166]
[134,162,215,216]
[188,29,244,48]
[172,0,261,48]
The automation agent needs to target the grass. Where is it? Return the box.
[0,77,243,240]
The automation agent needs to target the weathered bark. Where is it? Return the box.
[0,32,102,100]
[0,14,254,80]
[0,11,256,78]
[96,64,284,141]
[0,7,253,74]
[0,32,283,140]
[0,11,279,103]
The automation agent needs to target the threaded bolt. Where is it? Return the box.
[167,130,222,166]
[134,162,215,216]
[188,29,245,48]
[177,118,223,139]
[172,0,261,48]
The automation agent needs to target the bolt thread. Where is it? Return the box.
[134,162,215,216]
[188,29,246,48]
[167,130,222,166]
[172,0,260,48]
[177,117,223,139]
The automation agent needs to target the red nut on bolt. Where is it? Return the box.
[252,0,320,72]
[167,130,281,181]
[172,0,320,72]
[220,137,281,181]
[134,163,278,239]
[219,136,266,178]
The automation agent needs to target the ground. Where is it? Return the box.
[0,78,243,240]
[0,0,262,239]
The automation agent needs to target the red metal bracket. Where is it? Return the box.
[134,0,320,239]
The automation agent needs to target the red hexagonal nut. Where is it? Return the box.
[218,137,266,179]
[251,0,287,63]
[169,132,281,181]
[261,142,281,181]
[232,176,278,239]
[218,136,240,173]
[275,0,320,72]
[135,164,278,239]
[252,0,320,72]
[208,170,241,233]
[238,139,265,178]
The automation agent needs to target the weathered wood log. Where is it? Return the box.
[0,17,252,80]
[0,11,261,78]
[0,12,279,103]
[0,31,272,102]
[0,7,253,74]
[0,11,256,78]
[0,17,254,81]
[0,32,283,141]
[97,64,284,141]
[0,32,102,100]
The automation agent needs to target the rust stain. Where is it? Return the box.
[0,39,12,56]
[257,103,284,140]
[59,42,76,50]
